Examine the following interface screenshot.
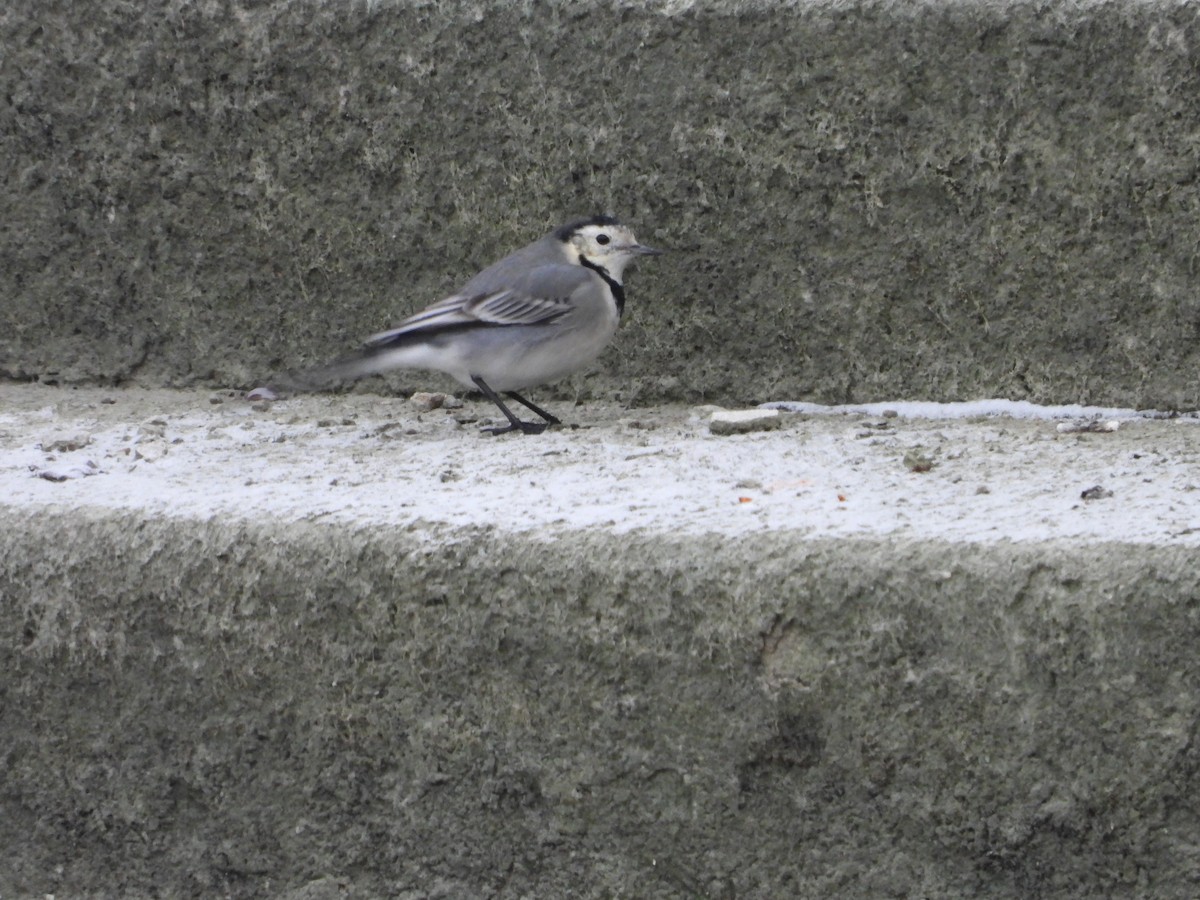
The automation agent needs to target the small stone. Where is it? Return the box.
[409,391,447,412]
[1081,484,1113,501]
[903,449,936,473]
[138,418,168,438]
[41,434,91,453]
[36,460,100,481]
[1057,419,1121,434]
[708,409,782,436]
[134,437,169,462]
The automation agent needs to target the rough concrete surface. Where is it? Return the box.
[6,0,1200,895]
[3,384,1200,897]
[4,0,1200,407]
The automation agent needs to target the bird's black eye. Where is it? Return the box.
[595,233,611,245]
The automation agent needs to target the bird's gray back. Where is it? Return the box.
[459,234,569,295]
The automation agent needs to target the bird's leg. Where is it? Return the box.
[472,375,548,435]
[504,390,561,426]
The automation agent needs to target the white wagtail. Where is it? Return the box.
[277,215,662,434]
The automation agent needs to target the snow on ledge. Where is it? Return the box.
[761,398,1200,421]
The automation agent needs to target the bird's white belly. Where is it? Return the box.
[371,318,619,392]
[458,319,619,390]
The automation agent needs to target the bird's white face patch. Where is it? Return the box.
[568,224,646,280]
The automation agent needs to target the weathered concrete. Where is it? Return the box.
[6,0,1200,894]
[4,0,1200,407]
[5,514,1200,897]
[2,384,1200,896]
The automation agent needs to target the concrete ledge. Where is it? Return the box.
[3,385,1199,895]
[6,0,1200,891]
[4,1,1200,407]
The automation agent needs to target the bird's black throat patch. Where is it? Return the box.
[579,257,625,318]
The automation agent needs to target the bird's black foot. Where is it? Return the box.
[471,376,561,436]
[505,391,561,426]
[482,419,549,436]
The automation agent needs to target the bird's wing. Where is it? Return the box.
[364,264,591,347]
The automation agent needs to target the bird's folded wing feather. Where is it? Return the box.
[364,264,591,347]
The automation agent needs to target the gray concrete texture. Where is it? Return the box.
[5,512,1200,897]
[4,0,1200,407]
[2,382,1199,896]
[6,1,1200,897]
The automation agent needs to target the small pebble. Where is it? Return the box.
[1057,420,1120,434]
[35,460,100,481]
[709,409,781,436]
[134,438,169,462]
[409,391,447,412]
[903,449,936,473]
[40,434,91,453]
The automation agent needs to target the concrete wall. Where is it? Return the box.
[5,512,1200,897]
[4,0,1200,407]
[5,2,1200,896]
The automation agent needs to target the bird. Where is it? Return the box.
[274,215,662,435]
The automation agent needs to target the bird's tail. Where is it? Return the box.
[259,345,403,396]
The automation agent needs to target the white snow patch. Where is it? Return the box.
[762,398,1200,421]
[2,385,1199,546]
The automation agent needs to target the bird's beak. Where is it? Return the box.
[631,243,664,256]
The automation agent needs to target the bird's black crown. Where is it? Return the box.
[554,215,621,241]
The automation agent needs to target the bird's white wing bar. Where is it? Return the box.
[364,280,578,347]
[464,290,573,326]
[363,290,508,345]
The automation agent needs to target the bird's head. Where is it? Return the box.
[556,215,662,281]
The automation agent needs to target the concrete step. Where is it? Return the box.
[4,2,1200,408]
[3,384,1199,896]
